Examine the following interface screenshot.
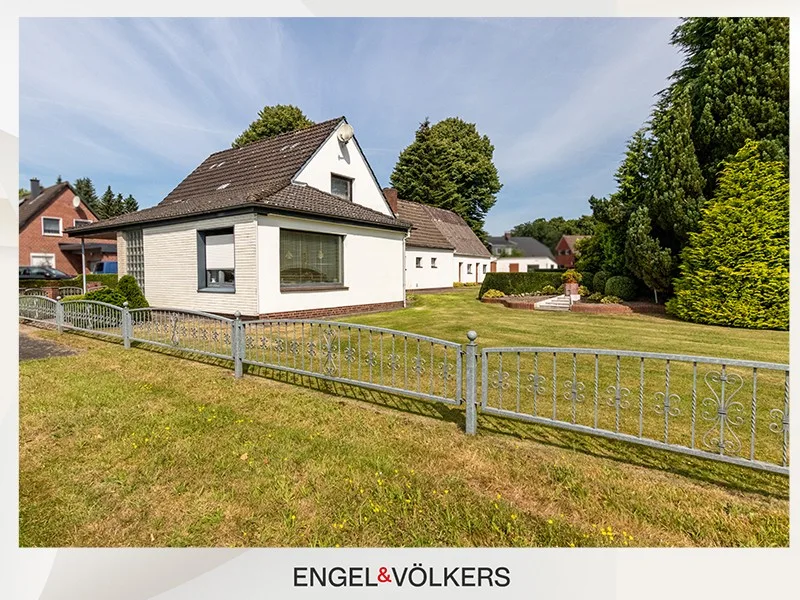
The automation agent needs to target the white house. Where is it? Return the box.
[383,188,492,290]
[487,233,558,272]
[67,117,412,319]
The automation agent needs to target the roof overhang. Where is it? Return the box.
[66,204,411,238]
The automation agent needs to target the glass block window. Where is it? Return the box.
[126,229,145,294]
[280,229,342,286]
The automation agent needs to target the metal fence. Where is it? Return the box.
[241,320,463,405]
[19,297,789,475]
[481,347,789,474]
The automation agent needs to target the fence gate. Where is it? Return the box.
[480,347,789,474]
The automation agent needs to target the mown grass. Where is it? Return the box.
[19,308,788,548]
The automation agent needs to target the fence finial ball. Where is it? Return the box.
[123,301,129,308]
[56,296,61,301]
[234,311,241,319]
[467,330,478,341]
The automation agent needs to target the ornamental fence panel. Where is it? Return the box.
[19,297,789,474]
[481,347,789,474]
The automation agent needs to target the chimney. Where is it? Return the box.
[383,187,399,215]
[30,178,42,198]
[504,231,511,241]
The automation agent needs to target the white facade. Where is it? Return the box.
[119,120,407,317]
[405,247,454,290]
[492,256,558,273]
[257,214,405,314]
[454,256,492,284]
[139,213,260,315]
[293,121,393,217]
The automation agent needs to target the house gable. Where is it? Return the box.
[293,120,394,217]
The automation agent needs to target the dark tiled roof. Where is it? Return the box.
[68,183,409,234]
[160,117,344,206]
[19,182,74,229]
[561,234,590,251]
[394,199,454,250]
[487,236,554,259]
[426,205,491,258]
[67,117,411,235]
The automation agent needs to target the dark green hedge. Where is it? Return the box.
[19,274,118,289]
[605,276,637,300]
[478,271,565,299]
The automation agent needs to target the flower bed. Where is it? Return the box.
[571,301,666,315]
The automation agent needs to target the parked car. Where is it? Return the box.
[19,266,73,280]
[92,261,118,274]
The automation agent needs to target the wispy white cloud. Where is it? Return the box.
[20,17,683,230]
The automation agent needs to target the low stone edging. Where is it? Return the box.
[481,296,666,314]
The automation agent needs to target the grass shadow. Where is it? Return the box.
[243,363,465,428]
[478,413,788,499]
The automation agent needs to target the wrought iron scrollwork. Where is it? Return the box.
[563,378,586,403]
[700,369,744,455]
[526,374,546,395]
[491,370,510,390]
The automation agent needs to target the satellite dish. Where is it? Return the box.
[337,123,354,144]
[72,195,81,208]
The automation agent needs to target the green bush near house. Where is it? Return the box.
[477,272,564,299]
[117,275,149,309]
[592,271,609,295]
[587,292,604,303]
[601,295,623,304]
[482,289,505,299]
[604,276,637,301]
[20,274,118,289]
[540,285,557,295]
[60,295,85,302]
[84,288,127,307]
[579,271,594,292]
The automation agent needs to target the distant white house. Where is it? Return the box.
[486,233,558,272]
[67,117,412,319]
[383,188,492,290]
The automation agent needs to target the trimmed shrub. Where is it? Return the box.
[482,289,505,298]
[20,273,118,289]
[561,269,582,284]
[60,294,85,302]
[453,282,464,287]
[541,285,557,295]
[587,292,604,303]
[577,285,589,296]
[601,295,623,304]
[556,283,566,295]
[478,272,564,299]
[667,141,788,330]
[604,276,637,301]
[85,288,127,307]
[592,271,609,294]
[117,275,149,309]
[580,271,595,292]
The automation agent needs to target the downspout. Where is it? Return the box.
[402,231,409,307]
[81,237,87,295]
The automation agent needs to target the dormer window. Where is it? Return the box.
[331,174,352,201]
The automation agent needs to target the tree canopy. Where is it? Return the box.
[511,215,595,251]
[232,104,314,148]
[390,117,502,241]
[576,17,788,319]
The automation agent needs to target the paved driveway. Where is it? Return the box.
[19,326,78,361]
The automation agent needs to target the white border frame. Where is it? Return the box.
[28,252,56,269]
[73,218,92,227]
[40,216,62,237]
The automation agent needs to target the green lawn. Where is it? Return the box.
[19,294,789,547]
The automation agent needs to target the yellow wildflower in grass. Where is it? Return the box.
[547,519,553,525]
[511,514,517,520]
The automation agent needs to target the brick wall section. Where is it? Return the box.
[19,187,116,275]
[259,300,405,320]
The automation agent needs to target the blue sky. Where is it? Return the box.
[20,17,683,234]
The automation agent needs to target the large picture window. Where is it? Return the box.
[198,228,235,291]
[280,229,342,287]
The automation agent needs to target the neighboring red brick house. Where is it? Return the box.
[554,234,589,269]
[19,178,117,275]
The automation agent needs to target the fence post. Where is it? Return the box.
[55,296,64,333]
[465,330,478,435]
[233,311,243,378]
[122,301,131,349]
